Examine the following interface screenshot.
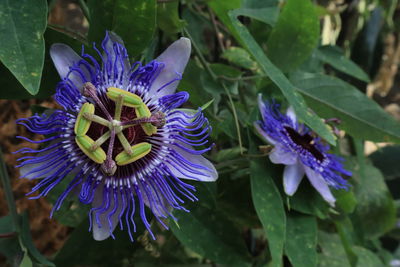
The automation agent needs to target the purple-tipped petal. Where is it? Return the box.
[50,44,92,90]
[254,122,276,145]
[149,37,191,98]
[269,145,297,165]
[92,188,124,241]
[304,166,336,206]
[283,161,304,196]
[286,106,297,123]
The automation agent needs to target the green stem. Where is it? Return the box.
[0,148,20,233]
[183,28,217,81]
[184,28,243,154]
[222,82,244,154]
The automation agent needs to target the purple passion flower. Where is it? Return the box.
[254,95,351,206]
[16,32,218,241]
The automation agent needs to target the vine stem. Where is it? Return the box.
[183,28,244,154]
[0,148,20,233]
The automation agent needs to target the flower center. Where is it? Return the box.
[74,82,165,176]
[284,126,325,162]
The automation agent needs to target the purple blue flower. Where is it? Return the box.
[254,95,351,206]
[16,32,217,241]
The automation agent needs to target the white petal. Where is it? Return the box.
[283,162,304,196]
[19,139,65,179]
[165,145,218,182]
[269,146,297,165]
[304,166,336,206]
[257,94,268,121]
[92,187,124,241]
[286,106,297,123]
[254,122,276,145]
[148,37,191,98]
[50,44,92,91]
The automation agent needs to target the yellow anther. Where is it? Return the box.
[75,135,106,164]
[106,87,143,107]
[135,104,157,136]
[115,142,152,166]
[74,103,95,136]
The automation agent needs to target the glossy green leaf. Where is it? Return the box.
[266,0,319,72]
[292,72,400,143]
[289,180,330,219]
[318,231,351,267]
[285,214,317,267]
[0,215,23,266]
[222,46,258,70]
[170,204,251,267]
[354,246,385,267]
[315,46,370,82]
[0,0,47,95]
[55,220,143,267]
[208,0,242,45]
[369,145,400,180]
[20,213,55,266]
[228,9,336,145]
[242,0,279,8]
[353,164,396,239]
[250,158,285,267]
[88,0,156,56]
[157,1,186,34]
[334,189,358,214]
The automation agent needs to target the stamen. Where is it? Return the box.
[135,105,157,136]
[115,142,152,166]
[114,94,124,121]
[74,103,95,136]
[75,135,106,164]
[106,87,143,108]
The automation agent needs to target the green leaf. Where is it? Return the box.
[353,164,396,239]
[354,246,385,267]
[208,0,242,43]
[289,180,330,219]
[54,220,143,267]
[318,231,351,267]
[369,145,400,180]
[222,47,258,70]
[228,9,336,145]
[334,189,358,214]
[285,214,317,267]
[291,72,400,143]
[170,206,251,267]
[20,213,55,266]
[0,0,47,95]
[157,1,186,34]
[88,0,156,56]
[234,8,279,26]
[0,216,23,266]
[250,158,285,267]
[315,46,370,82]
[266,0,319,72]
[242,0,279,8]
